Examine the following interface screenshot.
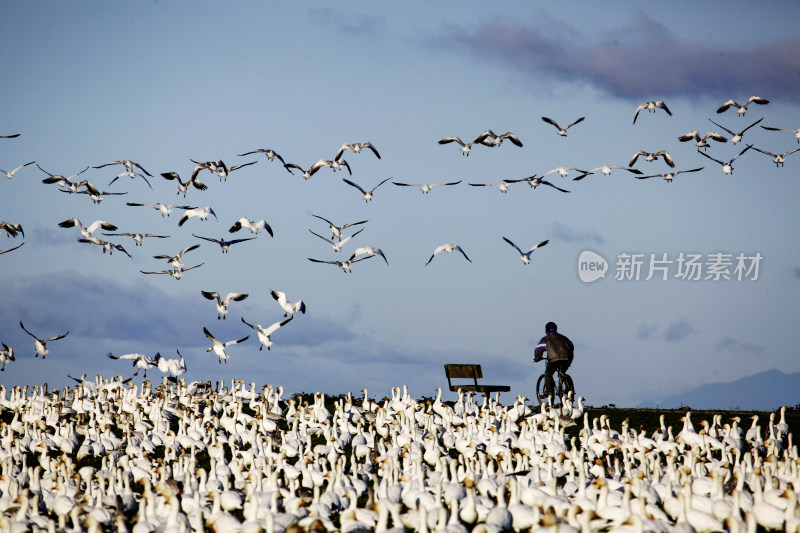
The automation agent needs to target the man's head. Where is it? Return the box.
[546,321,557,333]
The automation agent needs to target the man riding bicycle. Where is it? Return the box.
[534,321,574,396]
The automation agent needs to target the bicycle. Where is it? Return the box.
[535,358,575,405]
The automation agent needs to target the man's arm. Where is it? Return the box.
[534,338,547,361]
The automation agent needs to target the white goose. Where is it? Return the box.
[342,178,390,202]
[477,129,524,147]
[392,180,461,193]
[311,213,367,241]
[468,182,511,193]
[307,255,374,273]
[1,161,35,179]
[334,142,381,160]
[102,232,169,246]
[0,344,15,371]
[215,160,256,181]
[542,166,589,178]
[677,130,728,150]
[38,164,94,193]
[58,218,118,239]
[438,135,487,156]
[125,202,195,217]
[716,96,769,116]
[203,327,249,364]
[153,244,200,270]
[156,350,186,382]
[237,148,286,164]
[140,263,203,279]
[106,352,158,377]
[629,149,675,167]
[178,206,217,226]
[62,188,127,204]
[502,237,549,264]
[19,321,69,359]
[633,100,672,124]
[93,159,152,177]
[308,227,363,252]
[77,236,132,257]
[283,159,335,179]
[697,144,752,174]
[228,217,273,236]
[426,244,471,266]
[240,316,292,351]
[201,291,249,320]
[160,171,208,197]
[0,221,23,238]
[108,170,153,189]
[541,116,585,137]
[503,175,570,192]
[349,246,388,265]
[750,146,800,167]
[192,233,256,253]
[573,165,642,180]
[271,290,306,316]
[709,117,762,144]
[635,167,704,183]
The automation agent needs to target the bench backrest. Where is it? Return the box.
[444,364,482,389]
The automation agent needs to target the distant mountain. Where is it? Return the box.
[639,369,800,411]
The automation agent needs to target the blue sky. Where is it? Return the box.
[1,1,798,406]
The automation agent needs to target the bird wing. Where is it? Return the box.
[178,243,202,257]
[438,137,465,146]
[363,142,381,158]
[541,117,561,130]
[201,290,221,303]
[529,240,549,252]
[731,144,753,162]
[749,146,776,157]
[229,161,257,172]
[540,180,570,193]
[0,242,24,254]
[739,117,764,134]
[456,246,472,262]
[192,234,221,244]
[716,100,738,113]
[223,292,249,305]
[263,317,293,336]
[391,181,412,186]
[309,229,334,245]
[311,213,335,227]
[567,117,585,129]
[19,321,38,339]
[224,336,250,347]
[241,317,256,329]
[340,220,368,230]
[107,352,144,361]
[502,237,523,255]
[369,178,391,193]
[203,327,218,343]
[697,151,724,166]
[632,104,646,124]
[343,178,366,195]
[707,119,734,136]
[308,258,336,265]
[658,151,675,168]
[658,102,672,115]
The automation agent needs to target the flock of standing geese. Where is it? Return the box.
[1,96,799,531]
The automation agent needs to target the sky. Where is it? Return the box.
[1,1,799,407]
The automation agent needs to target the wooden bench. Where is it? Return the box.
[444,364,510,396]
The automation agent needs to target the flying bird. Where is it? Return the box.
[476,130,523,147]
[335,142,381,161]
[19,321,68,359]
[749,146,800,167]
[283,159,336,179]
[160,171,208,197]
[156,350,187,382]
[307,255,374,273]
[633,101,672,124]
[572,166,642,180]
[126,202,196,218]
[342,178,391,202]
[635,167,705,183]
[201,291,249,320]
[106,351,159,377]
[503,176,570,192]
[58,218,117,239]
[542,166,589,179]
[425,244,471,266]
[468,182,512,193]
[392,180,461,193]
[697,144,753,174]
[77,237,132,257]
[108,170,152,189]
[216,161,257,181]
[61,187,127,204]
[238,148,286,165]
[102,232,170,246]
[349,246,388,265]
[178,206,217,226]
[760,125,800,144]
[204,327,249,364]
[140,263,204,279]
[1,161,35,179]
[0,344,14,371]
[438,133,493,156]
[271,290,306,317]
[716,96,769,116]
[541,117,585,137]
[153,244,201,270]
[310,214,367,241]
[502,237,549,264]
[677,130,728,150]
[93,159,152,176]
[309,228,363,253]
[229,217,273,236]
[0,242,24,255]
[629,150,675,168]
[0,221,23,238]
[241,316,293,351]
[38,164,95,193]
[709,118,763,145]
[193,233,255,253]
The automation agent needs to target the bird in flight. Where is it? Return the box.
[201,290,249,320]
[311,214,367,241]
[634,167,705,183]
[697,145,753,174]
[709,117,763,145]
[19,321,69,359]
[541,117,585,137]
[204,327,249,364]
[716,96,769,116]
[342,178,391,202]
[633,101,671,124]
[241,316,293,351]
[425,244,472,266]
[335,142,381,161]
[392,180,461,193]
[192,234,256,253]
[502,237,549,264]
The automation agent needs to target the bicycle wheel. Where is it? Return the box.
[561,373,575,397]
[535,374,548,403]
